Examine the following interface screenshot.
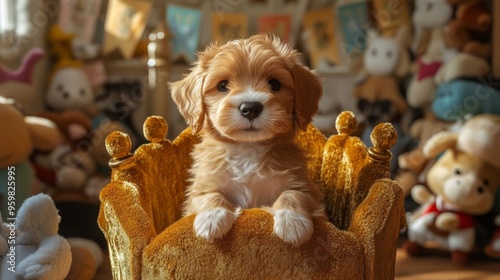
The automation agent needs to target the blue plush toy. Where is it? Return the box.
[433,78,500,121]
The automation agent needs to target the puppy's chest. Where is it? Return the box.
[222,147,292,208]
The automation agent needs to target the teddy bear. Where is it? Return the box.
[0,193,72,280]
[353,26,412,175]
[404,114,500,264]
[0,97,60,217]
[407,0,454,109]
[445,0,492,60]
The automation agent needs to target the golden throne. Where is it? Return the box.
[98,111,405,280]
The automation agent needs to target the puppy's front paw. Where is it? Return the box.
[273,209,313,247]
[194,208,237,242]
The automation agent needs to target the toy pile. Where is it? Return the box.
[384,0,500,264]
[350,0,500,264]
[0,22,146,278]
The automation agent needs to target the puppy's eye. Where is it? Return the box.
[217,80,229,92]
[483,179,489,186]
[268,79,280,91]
[454,168,461,175]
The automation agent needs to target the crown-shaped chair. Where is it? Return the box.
[98,111,405,279]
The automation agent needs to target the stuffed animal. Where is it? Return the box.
[353,27,411,175]
[445,0,492,60]
[407,0,453,109]
[0,97,60,217]
[47,145,106,280]
[395,112,451,196]
[46,25,95,114]
[404,114,500,264]
[433,52,490,84]
[432,78,500,121]
[0,48,44,114]
[0,193,72,280]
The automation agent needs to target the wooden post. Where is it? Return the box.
[493,0,500,79]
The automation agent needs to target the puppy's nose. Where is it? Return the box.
[239,102,263,120]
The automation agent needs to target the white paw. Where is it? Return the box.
[273,209,313,247]
[194,208,237,242]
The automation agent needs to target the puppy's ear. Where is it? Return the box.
[170,43,221,134]
[170,67,205,134]
[292,66,322,131]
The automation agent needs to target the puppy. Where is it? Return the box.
[170,34,326,247]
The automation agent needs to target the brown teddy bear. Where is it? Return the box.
[445,0,492,60]
[404,114,500,264]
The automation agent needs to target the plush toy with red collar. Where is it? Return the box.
[404,114,500,264]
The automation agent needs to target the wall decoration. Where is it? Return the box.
[337,1,369,60]
[167,4,201,62]
[59,0,104,43]
[103,0,151,59]
[211,13,248,42]
[302,8,340,68]
[244,0,309,45]
[258,14,292,43]
[371,0,411,36]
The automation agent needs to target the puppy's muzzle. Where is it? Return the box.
[239,102,263,121]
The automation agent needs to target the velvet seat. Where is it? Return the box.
[98,111,405,279]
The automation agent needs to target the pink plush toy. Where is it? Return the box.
[0,49,44,85]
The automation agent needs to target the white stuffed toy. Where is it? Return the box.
[45,25,95,114]
[353,26,411,175]
[0,194,72,280]
[407,0,454,108]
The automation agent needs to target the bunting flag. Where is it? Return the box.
[302,8,340,69]
[337,1,369,59]
[211,13,248,43]
[167,4,202,63]
[58,0,104,43]
[371,0,411,36]
[102,0,151,59]
[258,14,292,43]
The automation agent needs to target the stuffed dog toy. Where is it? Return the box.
[170,34,325,247]
[404,114,500,264]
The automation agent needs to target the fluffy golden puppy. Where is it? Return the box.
[170,34,326,247]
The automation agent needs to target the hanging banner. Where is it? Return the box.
[211,13,248,42]
[59,0,104,43]
[371,0,411,36]
[302,8,341,69]
[337,1,370,59]
[258,14,292,43]
[167,4,201,62]
[103,0,151,59]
